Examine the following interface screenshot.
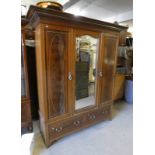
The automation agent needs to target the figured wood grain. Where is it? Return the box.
[100,34,118,103]
[45,29,67,118]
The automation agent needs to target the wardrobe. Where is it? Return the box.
[21,18,32,133]
[26,5,127,146]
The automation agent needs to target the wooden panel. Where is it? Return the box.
[35,25,50,145]
[113,74,125,101]
[21,32,30,99]
[21,100,31,124]
[48,105,110,143]
[86,106,110,123]
[21,29,32,131]
[26,5,128,33]
[100,34,118,103]
[35,24,47,120]
[45,27,69,118]
[48,115,86,140]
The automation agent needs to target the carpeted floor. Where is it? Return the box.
[29,100,132,155]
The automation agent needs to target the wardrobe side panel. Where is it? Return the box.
[35,24,49,143]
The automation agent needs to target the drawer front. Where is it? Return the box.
[86,106,110,123]
[48,106,110,142]
[48,115,86,140]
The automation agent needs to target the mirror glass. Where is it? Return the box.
[21,36,26,97]
[75,35,99,110]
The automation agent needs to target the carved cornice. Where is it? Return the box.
[26,5,128,32]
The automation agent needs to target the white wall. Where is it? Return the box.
[103,11,133,23]
[119,19,133,34]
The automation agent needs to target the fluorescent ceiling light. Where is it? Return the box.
[56,0,70,5]
[65,7,86,16]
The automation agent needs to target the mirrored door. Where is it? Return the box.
[21,45,26,97]
[21,34,26,97]
[75,34,99,110]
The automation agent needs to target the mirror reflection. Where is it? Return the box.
[75,35,99,110]
[21,37,26,97]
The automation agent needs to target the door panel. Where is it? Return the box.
[100,34,118,103]
[21,41,26,97]
[45,26,70,118]
[21,32,29,99]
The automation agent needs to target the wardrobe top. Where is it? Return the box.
[26,5,128,32]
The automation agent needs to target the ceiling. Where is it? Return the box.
[22,0,133,23]
[64,0,132,21]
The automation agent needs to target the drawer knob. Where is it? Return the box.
[52,127,63,133]
[74,120,80,126]
[88,114,96,120]
[102,110,108,114]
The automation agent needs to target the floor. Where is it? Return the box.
[24,100,133,155]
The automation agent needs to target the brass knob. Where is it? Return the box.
[92,115,96,119]
[74,120,80,126]
[56,127,63,132]
[51,127,55,131]
[88,114,96,120]
[52,127,63,132]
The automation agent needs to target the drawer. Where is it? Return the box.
[48,115,86,140]
[86,107,110,123]
[48,106,110,142]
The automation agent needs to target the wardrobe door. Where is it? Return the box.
[44,25,71,118]
[21,32,30,99]
[100,34,118,104]
[73,30,101,111]
[21,31,32,132]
